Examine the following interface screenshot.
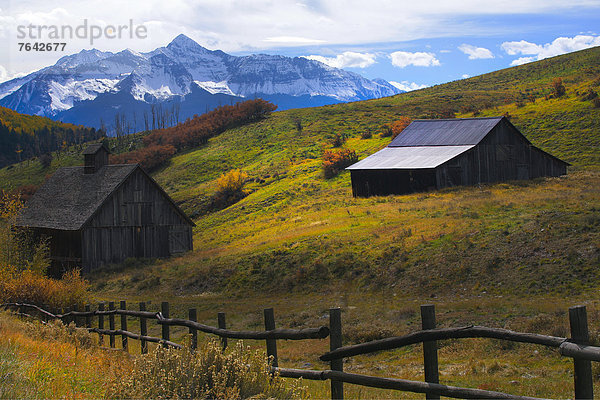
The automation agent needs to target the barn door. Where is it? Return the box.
[168,227,189,255]
[517,165,529,180]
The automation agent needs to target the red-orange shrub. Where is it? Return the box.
[323,149,358,178]
[0,268,89,309]
[381,117,412,139]
[390,117,412,139]
[552,77,566,97]
[111,144,176,172]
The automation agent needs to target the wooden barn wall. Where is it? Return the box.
[81,168,193,270]
[351,169,436,197]
[435,120,567,189]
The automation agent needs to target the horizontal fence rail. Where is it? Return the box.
[320,325,568,361]
[156,316,329,340]
[88,327,182,349]
[2,302,599,400]
[275,368,543,400]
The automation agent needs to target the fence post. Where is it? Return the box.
[98,302,105,346]
[569,305,593,400]
[421,304,440,400]
[264,308,278,368]
[109,301,115,348]
[120,300,128,352]
[139,302,148,354]
[161,302,170,348]
[85,304,91,329]
[218,312,228,351]
[329,307,343,400]
[73,304,79,326]
[42,303,49,322]
[64,307,71,325]
[189,308,197,351]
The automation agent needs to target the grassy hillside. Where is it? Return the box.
[82,47,600,298]
[2,46,600,400]
[0,47,598,296]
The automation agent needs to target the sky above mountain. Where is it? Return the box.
[1,0,599,90]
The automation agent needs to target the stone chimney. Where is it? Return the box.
[82,143,110,174]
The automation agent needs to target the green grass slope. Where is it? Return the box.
[1,47,598,297]
[89,47,600,298]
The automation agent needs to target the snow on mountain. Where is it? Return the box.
[0,76,33,100]
[0,34,402,127]
[194,80,236,96]
[56,49,113,68]
[48,78,120,111]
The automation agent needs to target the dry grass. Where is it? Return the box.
[0,312,130,399]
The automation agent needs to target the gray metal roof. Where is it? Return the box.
[346,145,474,170]
[388,117,503,147]
[16,164,137,230]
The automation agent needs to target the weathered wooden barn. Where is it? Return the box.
[16,143,194,274]
[347,117,569,197]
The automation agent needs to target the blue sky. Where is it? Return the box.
[1,0,600,89]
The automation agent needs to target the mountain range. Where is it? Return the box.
[0,34,401,132]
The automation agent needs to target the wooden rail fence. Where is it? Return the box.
[2,302,599,400]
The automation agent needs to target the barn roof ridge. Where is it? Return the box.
[388,116,505,147]
[411,116,503,122]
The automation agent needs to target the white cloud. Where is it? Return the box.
[0,65,28,83]
[263,36,326,45]
[389,51,440,68]
[440,49,452,53]
[389,80,429,91]
[458,44,494,59]
[502,35,600,63]
[304,52,376,68]
[0,65,8,83]
[2,1,600,76]
[501,40,542,55]
[509,56,535,66]
[462,74,471,78]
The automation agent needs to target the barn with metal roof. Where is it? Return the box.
[347,117,569,197]
[16,143,194,274]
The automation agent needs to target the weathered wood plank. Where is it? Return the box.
[321,326,566,361]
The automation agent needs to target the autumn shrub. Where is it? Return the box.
[360,129,372,139]
[110,144,176,172]
[380,124,393,137]
[105,339,306,399]
[10,184,38,202]
[0,267,89,309]
[380,117,412,139]
[331,132,345,147]
[552,77,566,97]
[213,169,248,208]
[323,149,358,178]
[389,117,412,139]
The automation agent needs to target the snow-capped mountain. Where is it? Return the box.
[0,34,402,130]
